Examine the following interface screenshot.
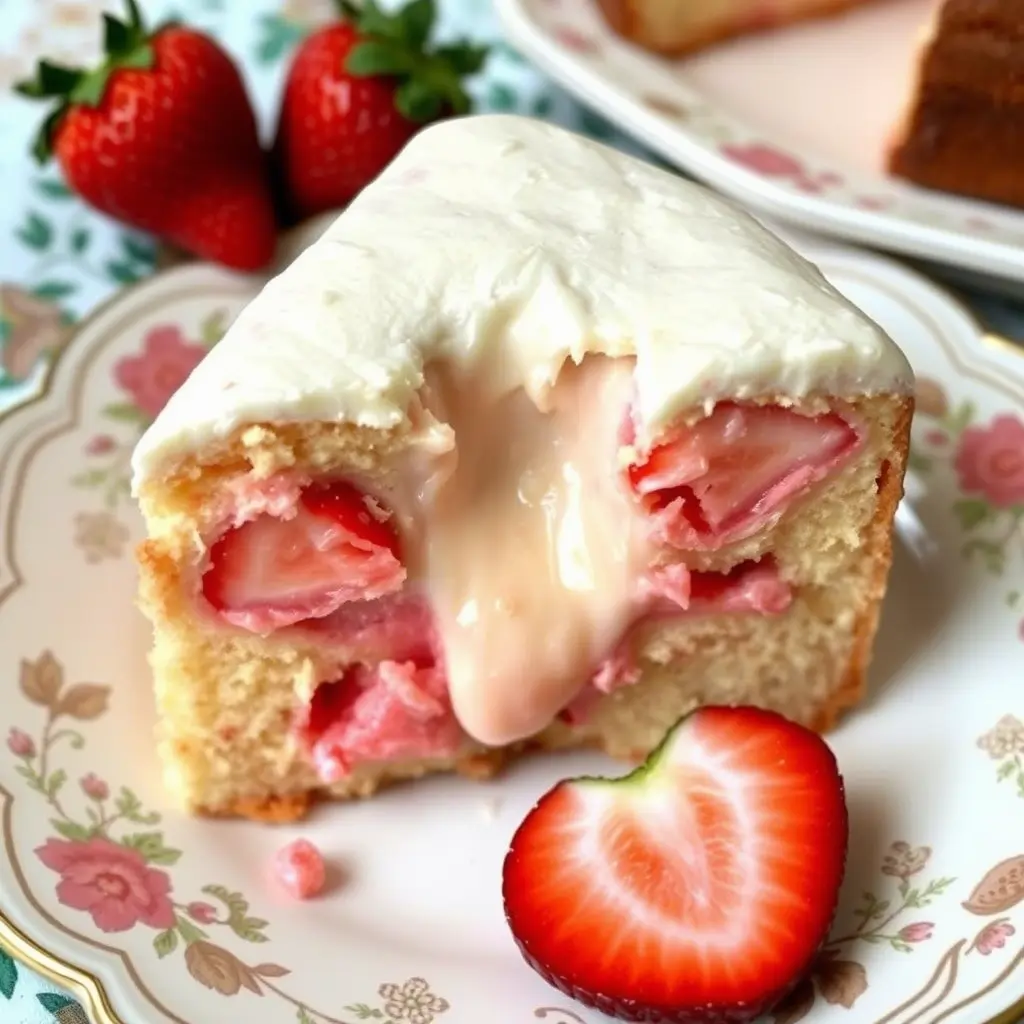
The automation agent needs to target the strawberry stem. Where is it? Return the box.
[15,0,158,164]
[340,0,488,124]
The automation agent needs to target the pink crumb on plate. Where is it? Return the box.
[273,839,326,900]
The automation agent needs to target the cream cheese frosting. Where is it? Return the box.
[131,114,911,490]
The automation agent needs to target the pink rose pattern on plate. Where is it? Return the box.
[911,378,1024,635]
[710,138,1024,242]
[719,143,845,196]
[35,837,176,934]
[112,325,208,421]
[9,649,589,1024]
[10,650,1024,1024]
[69,311,229,564]
[955,415,1024,509]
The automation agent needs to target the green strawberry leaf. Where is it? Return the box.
[125,0,145,32]
[18,0,158,162]
[15,60,84,99]
[343,0,489,123]
[400,0,435,50]
[357,0,400,39]
[103,13,132,54]
[394,79,443,122]
[346,40,417,77]
[435,42,489,76]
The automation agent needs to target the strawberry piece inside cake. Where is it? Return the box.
[131,115,913,820]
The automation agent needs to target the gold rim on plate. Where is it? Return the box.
[1,236,1022,1024]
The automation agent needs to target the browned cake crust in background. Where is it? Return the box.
[888,0,1024,208]
[595,0,877,56]
[183,398,912,824]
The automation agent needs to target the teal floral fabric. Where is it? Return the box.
[0,946,89,1022]
[0,2,1021,1021]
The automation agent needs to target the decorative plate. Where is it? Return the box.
[496,0,1024,287]
[1,220,1024,1024]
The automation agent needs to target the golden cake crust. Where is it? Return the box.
[887,0,1024,208]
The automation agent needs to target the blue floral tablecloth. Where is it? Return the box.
[1,1,1023,1021]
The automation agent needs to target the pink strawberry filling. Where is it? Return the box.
[303,657,463,782]
[199,395,856,777]
[559,558,792,725]
[626,402,862,550]
[293,558,792,775]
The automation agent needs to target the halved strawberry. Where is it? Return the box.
[628,403,861,549]
[503,706,848,1023]
[202,481,405,632]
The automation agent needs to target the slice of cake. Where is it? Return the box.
[594,0,878,56]
[888,0,1024,209]
[131,114,913,822]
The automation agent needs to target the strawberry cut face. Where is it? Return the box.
[202,481,406,632]
[503,706,848,1023]
[628,402,862,549]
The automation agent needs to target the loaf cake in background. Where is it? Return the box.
[594,0,878,55]
[888,0,1024,209]
[594,0,1024,210]
[131,114,914,822]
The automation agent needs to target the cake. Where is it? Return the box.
[131,114,914,822]
[887,0,1024,208]
[594,0,878,55]
[595,0,1024,210]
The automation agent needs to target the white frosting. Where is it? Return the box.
[131,114,911,490]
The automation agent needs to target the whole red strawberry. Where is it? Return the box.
[16,0,277,272]
[273,0,488,221]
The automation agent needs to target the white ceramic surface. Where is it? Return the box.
[1,223,1024,1024]
[496,0,1024,285]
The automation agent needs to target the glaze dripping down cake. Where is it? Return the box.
[131,114,913,822]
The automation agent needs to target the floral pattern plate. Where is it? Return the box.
[496,0,1024,286]
[1,220,1024,1024]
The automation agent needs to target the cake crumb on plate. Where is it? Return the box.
[273,839,326,900]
